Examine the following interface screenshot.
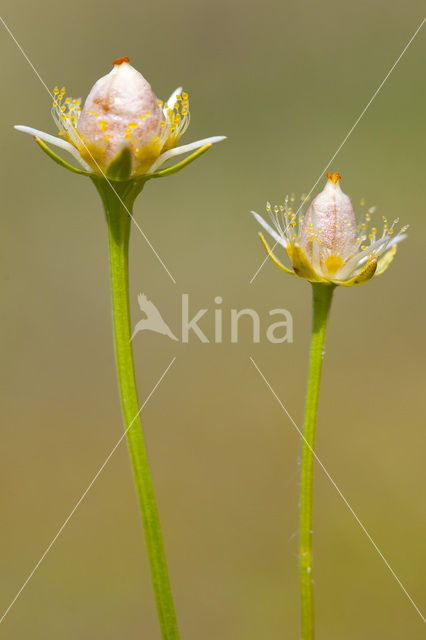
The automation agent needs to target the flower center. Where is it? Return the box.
[324,255,344,274]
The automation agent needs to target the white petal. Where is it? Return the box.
[251,211,287,248]
[166,87,183,110]
[336,234,399,280]
[15,125,75,152]
[146,136,226,174]
[388,232,408,247]
[14,125,93,172]
[335,252,371,280]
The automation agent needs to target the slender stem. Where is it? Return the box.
[300,283,335,640]
[95,179,180,640]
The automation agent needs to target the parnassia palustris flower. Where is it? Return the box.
[252,172,407,286]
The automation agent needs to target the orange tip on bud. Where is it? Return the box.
[327,171,341,185]
[113,56,130,66]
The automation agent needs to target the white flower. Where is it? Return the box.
[15,57,225,178]
[252,172,407,286]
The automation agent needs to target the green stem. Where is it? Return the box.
[94,179,180,640]
[300,283,335,640]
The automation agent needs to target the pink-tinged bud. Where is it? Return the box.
[77,57,166,175]
[299,172,357,273]
[16,59,226,180]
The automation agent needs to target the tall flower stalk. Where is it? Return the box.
[16,57,225,640]
[252,172,407,638]
[299,282,334,638]
[96,178,180,639]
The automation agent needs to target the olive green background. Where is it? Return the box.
[1,1,425,638]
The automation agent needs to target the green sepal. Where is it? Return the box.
[334,257,377,287]
[105,145,132,181]
[375,245,397,276]
[34,137,92,177]
[258,232,295,276]
[90,143,214,199]
[146,144,213,180]
[288,244,328,283]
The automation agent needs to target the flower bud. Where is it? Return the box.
[299,172,357,273]
[15,58,226,180]
[77,57,166,175]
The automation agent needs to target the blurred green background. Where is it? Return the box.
[1,1,425,638]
